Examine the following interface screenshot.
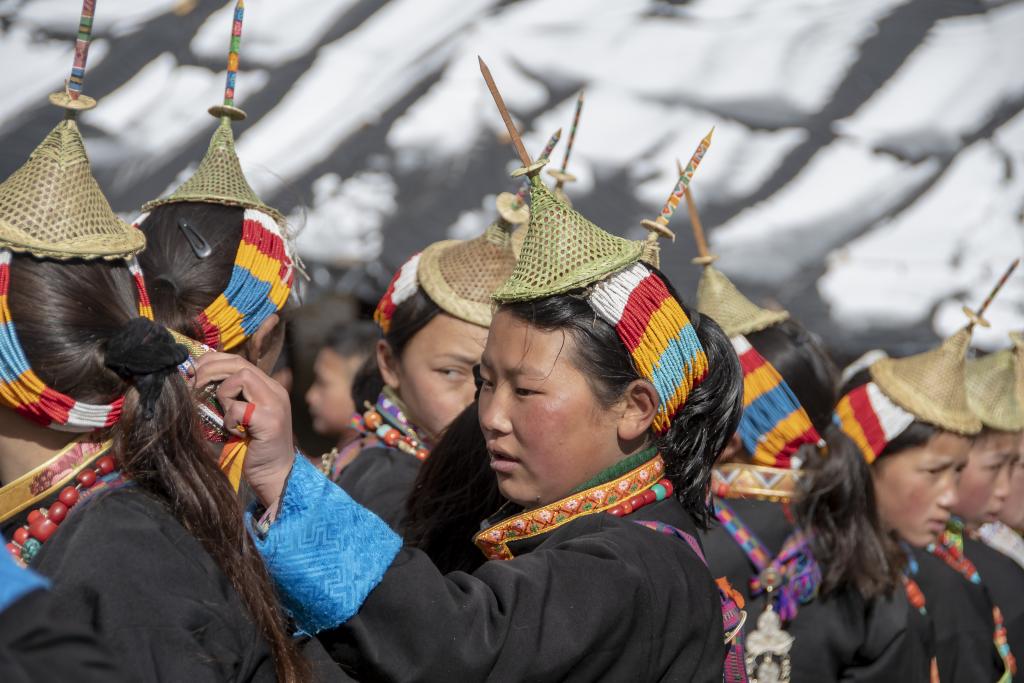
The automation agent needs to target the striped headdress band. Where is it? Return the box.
[587,262,708,434]
[0,250,154,432]
[133,208,293,351]
[732,335,822,469]
[374,253,421,334]
[835,382,915,464]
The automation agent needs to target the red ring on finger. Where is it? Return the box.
[238,402,257,434]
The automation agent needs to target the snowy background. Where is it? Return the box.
[2,0,1023,362]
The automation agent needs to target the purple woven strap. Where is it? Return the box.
[634,520,750,682]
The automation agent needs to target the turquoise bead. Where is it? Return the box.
[651,483,667,501]
[21,538,41,562]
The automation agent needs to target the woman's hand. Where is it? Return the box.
[192,352,295,508]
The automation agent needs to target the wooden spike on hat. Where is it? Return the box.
[143,0,284,225]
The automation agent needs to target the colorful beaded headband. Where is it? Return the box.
[0,250,154,432]
[373,252,421,334]
[133,209,292,351]
[588,262,708,434]
[834,382,915,464]
[732,335,823,468]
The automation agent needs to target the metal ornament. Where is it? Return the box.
[744,576,794,683]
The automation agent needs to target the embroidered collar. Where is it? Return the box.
[0,436,112,525]
[712,462,803,503]
[473,453,666,560]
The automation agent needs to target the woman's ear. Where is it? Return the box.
[376,339,401,391]
[244,313,282,373]
[617,380,659,443]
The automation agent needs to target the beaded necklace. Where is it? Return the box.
[353,392,430,462]
[930,520,1017,681]
[6,454,122,567]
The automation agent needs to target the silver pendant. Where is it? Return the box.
[744,604,794,683]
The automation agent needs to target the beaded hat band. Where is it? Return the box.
[587,262,708,434]
[835,381,915,464]
[0,250,154,432]
[732,335,822,468]
[373,252,421,334]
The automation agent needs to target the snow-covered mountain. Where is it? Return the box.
[2,0,1022,360]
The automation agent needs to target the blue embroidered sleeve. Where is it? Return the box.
[0,549,49,612]
[246,454,401,633]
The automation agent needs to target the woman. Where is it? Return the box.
[949,345,1024,672]
[330,193,520,529]
[694,260,924,681]
[835,322,1014,682]
[200,142,746,680]
[0,76,309,681]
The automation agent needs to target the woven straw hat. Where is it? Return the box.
[142,110,285,226]
[0,114,144,260]
[696,265,789,338]
[870,327,981,435]
[965,349,1024,432]
[1013,333,1024,410]
[493,172,644,302]
[418,193,519,327]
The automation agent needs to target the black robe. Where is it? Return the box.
[965,536,1024,681]
[912,546,1004,682]
[317,496,726,682]
[0,587,131,682]
[702,498,933,682]
[31,484,350,682]
[335,444,420,531]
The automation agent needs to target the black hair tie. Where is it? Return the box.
[104,318,189,420]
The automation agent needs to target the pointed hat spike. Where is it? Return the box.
[479,57,538,174]
[209,0,247,122]
[962,258,1019,330]
[49,0,100,112]
[638,131,714,267]
[675,157,715,266]
[549,90,585,190]
[540,128,562,162]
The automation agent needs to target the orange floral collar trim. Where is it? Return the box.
[473,454,665,560]
[711,462,803,503]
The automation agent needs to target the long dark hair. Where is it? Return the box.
[499,270,743,529]
[403,401,505,573]
[801,367,935,598]
[9,255,308,682]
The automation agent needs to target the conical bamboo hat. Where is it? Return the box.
[870,327,981,434]
[965,349,1024,432]
[418,193,520,327]
[0,115,144,260]
[696,265,789,338]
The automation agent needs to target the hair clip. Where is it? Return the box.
[177,219,212,259]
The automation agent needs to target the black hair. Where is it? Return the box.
[136,202,242,341]
[498,270,743,529]
[403,401,505,573]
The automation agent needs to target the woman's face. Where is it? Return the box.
[999,440,1024,529]
[952,430,1019,525]
[477,310,639,509]
[378,313,487,442]
[305,348,364,438]
[872,431,971,547]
